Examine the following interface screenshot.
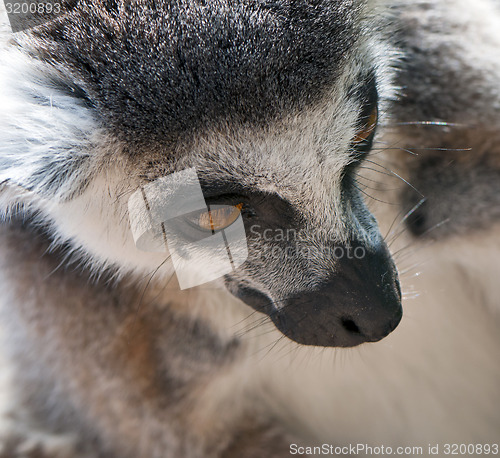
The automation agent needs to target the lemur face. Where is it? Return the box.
[0,0,402,347]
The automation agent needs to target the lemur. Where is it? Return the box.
[0,0,499,457]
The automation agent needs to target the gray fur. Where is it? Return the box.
[29,0,361,144]
[0,219,259,457]
[387,0,500,237]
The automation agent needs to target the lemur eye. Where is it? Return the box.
[191,204,244,232]
[353,106,378,144]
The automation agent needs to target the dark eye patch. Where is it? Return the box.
[344,72,379,165]
[339,73,379,194]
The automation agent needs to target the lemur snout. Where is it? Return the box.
[235,242,402,347]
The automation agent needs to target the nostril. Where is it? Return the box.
[341,318,361,335]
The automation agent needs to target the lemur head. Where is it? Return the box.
[0,0,402,347]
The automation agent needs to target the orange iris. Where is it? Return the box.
[197,203,244,232]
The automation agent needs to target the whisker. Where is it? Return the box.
[353,183,399,205]
[391,219,449,258]
[371,138,418,156]
[354,176,400,192]
[357,166,399,179]
[364,159,424,197]
[386,198,427,247]
[231,309,262,329]
[392,121,466,127]
[126,255,173,346]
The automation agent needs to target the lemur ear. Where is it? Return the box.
[0,48,96,201]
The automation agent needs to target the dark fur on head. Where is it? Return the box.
[32,0,360,143]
